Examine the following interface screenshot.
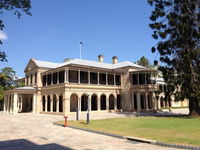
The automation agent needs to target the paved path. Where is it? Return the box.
[0,113,178,150]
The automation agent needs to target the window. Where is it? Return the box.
[80,71,88,83]
[30,74,33,85]
[47,74,52,85]
[132,74,138,85]
[35,73,37,84]
[69,70,78,83]
[90,72,98,84]
[115,74,121,85]
[159,85,163,92]
[139,74,145,84]
[99,73,106,84]
[26,75,29,85]
[146,74,151,84]
[108,74,114,85]
[53,72,58,84]
[42,75,46,86]
[59,71,65,83]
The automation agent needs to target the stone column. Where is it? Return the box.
[97,96,100,111]
[56,95,59,112]
[88,95,91,111]
[63,92,70,115]
[50,95,53,112]
[3,95,6,113]
[106,96,109,110]
[132,93,134,110]
[145,92,149,110]
[45,95,47,112]
[12,93,18,115]
[136,92,141,112]
[152,92,156,110]
[10,95,13,113]
[78,97,81,112]
[7,95,10,113]
[32,93,36,113]
[32,74,35,86]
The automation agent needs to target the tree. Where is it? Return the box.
[136,56,152,67]
[148,0,200,116]
[0,67,16,110]
[0,0,31,62]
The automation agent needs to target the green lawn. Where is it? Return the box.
[56,116,200,147]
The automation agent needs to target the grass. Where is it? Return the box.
[56,116,200,147]
[160,106,188,109]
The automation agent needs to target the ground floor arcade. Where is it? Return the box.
[40,93,122,114]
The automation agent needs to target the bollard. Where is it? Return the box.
[76,107,79,121]
[64,116,68,127]
[86,110,90,124]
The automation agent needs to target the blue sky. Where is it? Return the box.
[1,0,157,77]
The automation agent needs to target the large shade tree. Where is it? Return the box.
[0,67,16,110]
[148,0,200,116]
[136,56,152,68]
[0,0,31,62]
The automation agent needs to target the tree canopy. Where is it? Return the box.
[148,0,200,116]
[136,56,152,68]
[0,67,16,110]
[0,0,31,62]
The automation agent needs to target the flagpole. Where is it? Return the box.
[80,42,82,59]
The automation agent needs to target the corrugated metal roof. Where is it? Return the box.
[48,59,146,70]
[32,58,148,70]
[15,86,36,90]
[34,60,60,68]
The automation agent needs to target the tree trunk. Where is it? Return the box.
[189,98,200,116]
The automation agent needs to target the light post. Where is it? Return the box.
[86,94,90,124]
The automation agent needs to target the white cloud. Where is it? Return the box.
[0,31,8,40]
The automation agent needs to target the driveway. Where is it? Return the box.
[0,112,178,150]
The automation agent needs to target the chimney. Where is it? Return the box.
[98,54,104,62]
[112,56,118,64]
[64,58,73,62]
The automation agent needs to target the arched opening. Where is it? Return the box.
[81,94,88,111]
[134,94,137,110]
[91,94,97,111]
[160,96,164,107]
[148,95,152,109]
[117,94,122,109]
[42,96,45,111]
[70,93,78,112]
[59,96,63,112]
[53,95,57,112]
[100,94,106,110]
[47,96,51,112]
[141,95,145,109]
[109,94,114,110]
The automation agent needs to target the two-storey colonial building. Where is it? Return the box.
[3,55,159,115]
